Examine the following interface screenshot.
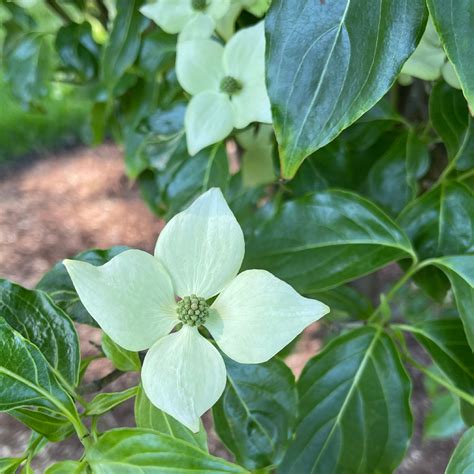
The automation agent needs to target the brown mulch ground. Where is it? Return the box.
[0,146,457,472]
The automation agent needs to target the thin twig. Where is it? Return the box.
[79,369,124,394]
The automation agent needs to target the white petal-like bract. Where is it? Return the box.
[155,188,245,299]
[142,325,227,432]
[64,250,178,351]
[207,270,330,363]
[176,39,224,95]
[185,91,234,155]
[140,0,194,34]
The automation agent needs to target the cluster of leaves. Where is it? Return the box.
[0,0,473,472]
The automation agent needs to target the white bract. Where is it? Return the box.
[64,188,329,432]
[400,18,461,89]
[176,21,272,155]
[140,0,230,35]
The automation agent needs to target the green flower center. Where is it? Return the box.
[176,295,209,327]
[192,0,207,11]
[220,76,243,96]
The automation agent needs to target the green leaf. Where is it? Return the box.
[281,327,412,473]
[364,130,430,215]
[399,182,474,301]
[100,0,148,89]
[430,81,474,169]
[86,386,138,416]
[424,392,465,440]
[138,30,176,78]
[55,22,100,82]
[138,140,230,219]
[0,318,76,417]
[400,319,474,397]
[3,32,52,106]
[134,386,207,451]
[445,426,474,474]
[310,285,373,320]
[213,357,297,470]
[431,256,474,351]
[9,407,74,442]
[265,0,427,178]
[102,334,140,372]
[44,461,86,474]
[461,399,474,427]
[0,280,80,386]
[244,190,415,293]
[0,458,22,474]
[86,428,246,473]
[37,246,129,326]
[427,0,474,111]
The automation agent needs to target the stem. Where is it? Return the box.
[79,369,124,394]
[45,0,73,23]
[401,352,474,405]
[367,262,421,323]
[459,168,474,182]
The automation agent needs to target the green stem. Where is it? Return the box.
[459,168,474,182]
[400,352,474,405]
[367,262,421,323]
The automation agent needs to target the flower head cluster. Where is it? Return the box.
[177,21,272,155]
[65,189,329,432]
[141,0,272,156]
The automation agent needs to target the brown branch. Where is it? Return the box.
[45,0,73,23]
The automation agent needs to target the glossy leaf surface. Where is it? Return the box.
[281,327,412,473]
[0,280,80,385]
[265,0,426,177]
[213,356,297,470]
[244,190,414,292]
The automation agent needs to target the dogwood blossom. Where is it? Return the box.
[64,188,329,432]
[140,0,230,35]
[176,21,272,155]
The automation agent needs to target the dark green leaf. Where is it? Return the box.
[86,428,246,472]
[138,30,176,78]
[138,140,230,219]
[3,32,52,105]
[100,0,148,88]
[265,0,427,177]
[0,280,80,386]
[9,407,74,442]
[0,319,76,416]
[134,386,207,451]
[55,22,100,81]
[86,386,138,416]
[401,319,474,396]
[398,182,474,300]
[102,333,140,372]
[461,399,474,427]
[213,357,297,470]
[431,256,474,350]
[424,392,465,440]
[244,190,415,293]
[429,81,474,169]
[281,327,412,473]
[445,427,474,474]
[427,0,474,111]
[364,130,429,215]
[310,285,373,320]
[37,246,129,326]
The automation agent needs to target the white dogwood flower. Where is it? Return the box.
[176,21,272,155]
[64,188,329,432]
[140,0,230,35]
